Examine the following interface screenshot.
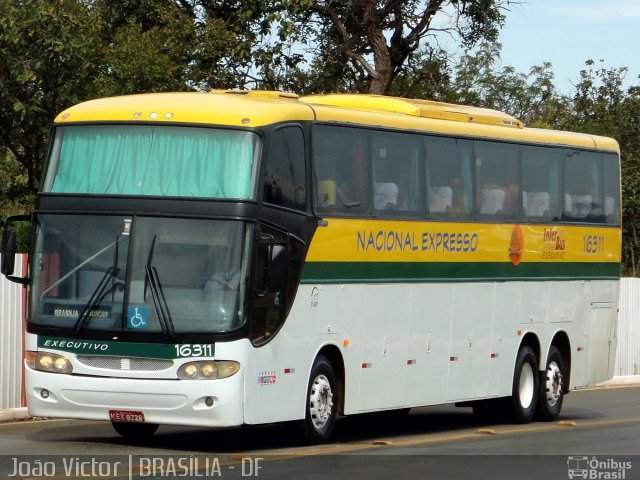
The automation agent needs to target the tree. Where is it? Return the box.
[0,0,103,197]
[448,41,568,126]
[282,0,510,95]
[89,0,284,92]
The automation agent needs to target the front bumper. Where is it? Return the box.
[26,367,245,427]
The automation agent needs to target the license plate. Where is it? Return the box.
[109,410,145,423]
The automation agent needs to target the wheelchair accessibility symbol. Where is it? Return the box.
[127,306,149,329]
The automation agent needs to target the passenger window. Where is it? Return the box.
[475,142,520,219]
[263,127,306,211]
[563,151,603,222]
[602,153,620,225]
[521,146,562,221]
[425,137,473,219]
[313,125,370,214]
[372,131,422,216]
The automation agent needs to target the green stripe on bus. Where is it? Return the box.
[37,336,214,358]
[301,261,620,283]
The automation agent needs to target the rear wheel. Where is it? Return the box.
[537,345,565,421]
[111,421,159,438]
[508,346,538,423]
[302,356,337,444]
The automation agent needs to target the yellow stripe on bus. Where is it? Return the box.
[306,218,621,264]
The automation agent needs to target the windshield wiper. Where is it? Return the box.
[143,235,175,339]
[72,266,120,335]
[145,264,175,339]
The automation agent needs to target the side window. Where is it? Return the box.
[313,125,370,214]
[475,141,520,219]
[563,151,603,222]
[521,146,562,221]
[372,131,422,216]
[603,153,621,225]
[425,136,473,219]
[263,127,306,211]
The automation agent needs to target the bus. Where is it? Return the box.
[1,91,621,443]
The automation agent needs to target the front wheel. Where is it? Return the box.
[302,356,338,444]
[508,346,538,424]
[537,345,565,421]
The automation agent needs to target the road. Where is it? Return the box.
[0,385,639,479]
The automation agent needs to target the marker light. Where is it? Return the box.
[177,361,240,380]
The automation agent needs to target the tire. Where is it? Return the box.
[537,345,565,421]
[111,421,159,438]
[302,356,338,444]
[508,346,538,424]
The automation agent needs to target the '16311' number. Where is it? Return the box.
[583,235,605,254]
[174,344,214,357]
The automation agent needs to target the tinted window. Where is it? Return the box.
[426,137,473,218]
[372,131,422,216]
[313,125,370,214]
[521,146,562,220]
[563,150,603,222]
[475,141,520,219]
[263,127,306,211]
[46,125,259,199]
[310,124,619,226]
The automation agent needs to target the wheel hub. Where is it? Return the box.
[545,361,563,406]
[309,374,334,429]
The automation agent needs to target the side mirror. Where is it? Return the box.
[1,228,17,275]
[1,215,30,285]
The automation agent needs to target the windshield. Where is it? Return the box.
[31,215,251,336]
[43,125,260,199]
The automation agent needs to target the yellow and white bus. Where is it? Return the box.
[1,91,621,443]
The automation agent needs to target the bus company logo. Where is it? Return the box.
[257,371,277,386]
[543,226,566,260]
[509,224,524,266]
[567,456,632,479]
[310,287,320,308]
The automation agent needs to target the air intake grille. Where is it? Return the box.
[76,355,173,371]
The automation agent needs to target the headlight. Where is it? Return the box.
[177,361,239,380]
[184,363,199,378]
[27,351,73,375]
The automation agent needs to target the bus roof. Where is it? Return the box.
[54,90,314,127]
[55,90,619,153]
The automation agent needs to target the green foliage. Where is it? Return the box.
[279,0,509,95]
[447,42,568,126]
[0,0,103,198]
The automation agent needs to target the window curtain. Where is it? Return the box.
[50,126,256,198]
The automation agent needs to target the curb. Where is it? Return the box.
[0,408,30,423]
[596,375,640,387]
